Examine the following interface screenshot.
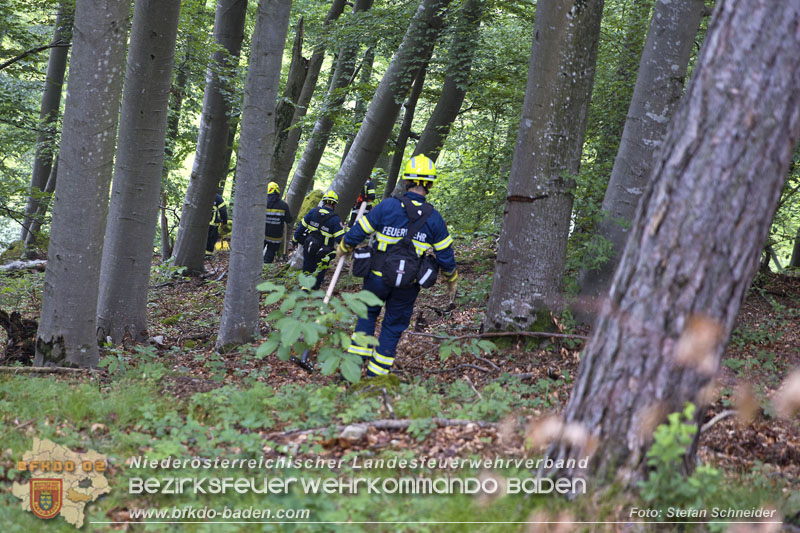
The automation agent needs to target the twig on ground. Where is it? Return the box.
[434,363,490,374]
[381,387,395,418]
[464,375,482,400]
[0,366,92,374]
[700,409,738,434]
[406,330,588,342]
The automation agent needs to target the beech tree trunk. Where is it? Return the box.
[413,0,485,163]
[284,0,374,219]
[341,47,375,165]
[266,17,307,191]
[578,0,705,313]
[171,0,247,273]
[34,0,130,368]
[484,0,604,330]
[790,225,800,269]
[269,0,347,195]
[20,2,73,243]
[96,0,182,344]
[217,0,291,348]
[552,0,800,485]
[385,65,427,199]
[328,0,451,218]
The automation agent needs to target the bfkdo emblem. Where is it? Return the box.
[30,478,63,520]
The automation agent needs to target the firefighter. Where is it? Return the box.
[336,154,458,377]
[206,193,228,253]
[349,175,377,226]
[293,190,345,290]
[264,182,293,263]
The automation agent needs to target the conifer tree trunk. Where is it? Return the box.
[328,0,451,218]
[269,0,347,194]
[552,0,800,485]
[96,0,182,344]
[21,2,73,243]
[35,0,130,368]
[578,0,705,312]
[485,0,604,330]
[413,0,485,162]
[284,0,374,219]
[217,0,291,348]
[171,0,248,273]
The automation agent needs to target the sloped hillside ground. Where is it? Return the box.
[1,236,799,530]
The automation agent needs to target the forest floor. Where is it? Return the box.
[1,237,799,531]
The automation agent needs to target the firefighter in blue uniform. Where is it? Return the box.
[293,190,345,290]
[206,193,228,253]
[264,182,293,263]
[336,154,458,377]
[349,176,377,226]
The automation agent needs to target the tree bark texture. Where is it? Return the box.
[552,0,800,485]
[171,0,247,272]
[217,0,291,348]
[20,2,73,243]
[792,225,800,268]
[284,0,374,220]
[267,16,307,192]
[34,0,130,368]
[341,46,375,165]
[413,0,485,163]
[96,0,182,344]
[269,0,347,196]
[578,0,705,311]
[485,0,604,329]
[385,64,427,199]
[328,0,451,218]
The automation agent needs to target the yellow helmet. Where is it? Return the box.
[403,154,436,189]
[267,181,280,194]
[322,190,339,205]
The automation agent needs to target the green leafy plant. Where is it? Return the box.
[255,274,381,383]
[639,403,722,511]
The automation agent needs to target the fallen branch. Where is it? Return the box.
[700,409,738,434]
[265,417,496,440]
[0,366,93,374]
[0,259,47,272]
[464,375,482,400]
[407,330,588,342]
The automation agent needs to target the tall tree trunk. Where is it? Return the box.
[284,0,374,219]
[217,0,291,348]
[20,2,73,243]
[171,0,248,273]
[96,0,182,345]
[23,154,59,250]
[413,0,485,162]
[577,0,705,314]
[385,65,427,199]
[551,0,800,485]
[266,16,307,191]
[159,48,192,262]
[34,0,130,368]
[341,46,375,164]
[328,0,451,218]
[216,115,240,196]
[269,0,347,194]
[484,0,604,330]
[790,225,800,269]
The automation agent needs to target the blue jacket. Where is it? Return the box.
[293,206,344,247]
[343,192,456,275]
[265,193,293,242]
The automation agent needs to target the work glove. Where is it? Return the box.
[443,270,458,301]
[335,240,353,261]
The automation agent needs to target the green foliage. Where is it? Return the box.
[639,403,723,511]
[255,274,381,383]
